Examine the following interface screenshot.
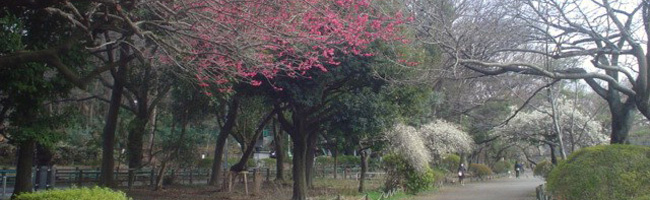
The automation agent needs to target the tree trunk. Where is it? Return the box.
[291,134,308,200]
[610,100,635,144]
[12,140,35,198]
[230,109,276,172]
[209,95,240,186]
[305,132,318,189]
[548,88,568,160]
[154,161,167,191]
[127,113,148,188]
[273,120,285,181]
[549,144,557,165]
[358,149,369,193]
[100,59,127,187]
[333,149,338,179]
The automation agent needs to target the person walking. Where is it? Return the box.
[514,162,521,178]
[458,163,467,185]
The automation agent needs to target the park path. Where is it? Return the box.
[416,173,544,200]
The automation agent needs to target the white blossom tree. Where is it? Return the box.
[493,100,608,163]
[386,120,475,171]
[386,123,431,172]
[420,120,474,158]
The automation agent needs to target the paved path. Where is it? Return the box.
[418,173,544,200]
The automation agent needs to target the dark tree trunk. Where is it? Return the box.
[100,59,127,187]
[209,96,240,186]
[291,134,308,200]
[609,100,635,144]
[127,113,147,188]
[358,149,368,193]
[12,140,35,198]
[305,133,318,189]
[273,120,285,180]
[549,144,557,165]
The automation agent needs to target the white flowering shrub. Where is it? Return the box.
[420,120,474,157]
[386,123,431,172]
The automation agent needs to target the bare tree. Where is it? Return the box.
[411,0,649,143]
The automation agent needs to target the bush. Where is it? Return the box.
[430,167,447,186]
[15,187,131,200]
[383,153,434,194]
[440,154,460,172]
[547,145,650,200]
[491,160,512,174]
[338,155,361,166]
[260,158,276,168]
[533,160,553,179]
[197,158,213,169]
[469,163,493,178]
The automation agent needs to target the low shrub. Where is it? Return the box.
[260,158,276,168]
[383,153,434,194]
[15,187,130,200]
[430,167,447,186]
[469,163,493,178]
[197,158,213,169]
[491,160,512,174]
[547,145,650,200]
[440,154,460,172]
[533,160,553,179]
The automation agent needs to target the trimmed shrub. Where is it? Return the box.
[469,163,493,178]
[441,154,460,172]
[533,160,553,179]
[547,145,650,200]
[383,153,434,194]
[15,187,130,200]
[492,160,512,174]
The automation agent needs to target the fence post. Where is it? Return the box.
[266,168,270,182]
[77,170,83,186]
[47,166,54,189]
[2,175,6,199]
[150,167,155,186]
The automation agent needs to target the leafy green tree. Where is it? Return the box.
[0,11,86,197]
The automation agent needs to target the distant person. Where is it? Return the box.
[458,163,467,185]
[514,162,521,178]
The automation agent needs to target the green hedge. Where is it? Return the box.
[469,163,493,178]
[547,145,650,200]
[15,187,130,200]
[533,160,553,179]
[383,154,434,194]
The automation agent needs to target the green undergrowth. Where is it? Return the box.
[547,144,650,200]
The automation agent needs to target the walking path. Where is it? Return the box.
[416,173,544,200]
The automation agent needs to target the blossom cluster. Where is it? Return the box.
[164,0,407,92]
[386,120,473,172]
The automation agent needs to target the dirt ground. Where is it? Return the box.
[124,178,382,200]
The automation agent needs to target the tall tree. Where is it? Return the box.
[410,0,649,144]
[0,10,82,197]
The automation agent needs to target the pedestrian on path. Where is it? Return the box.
[458,163,467,185]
